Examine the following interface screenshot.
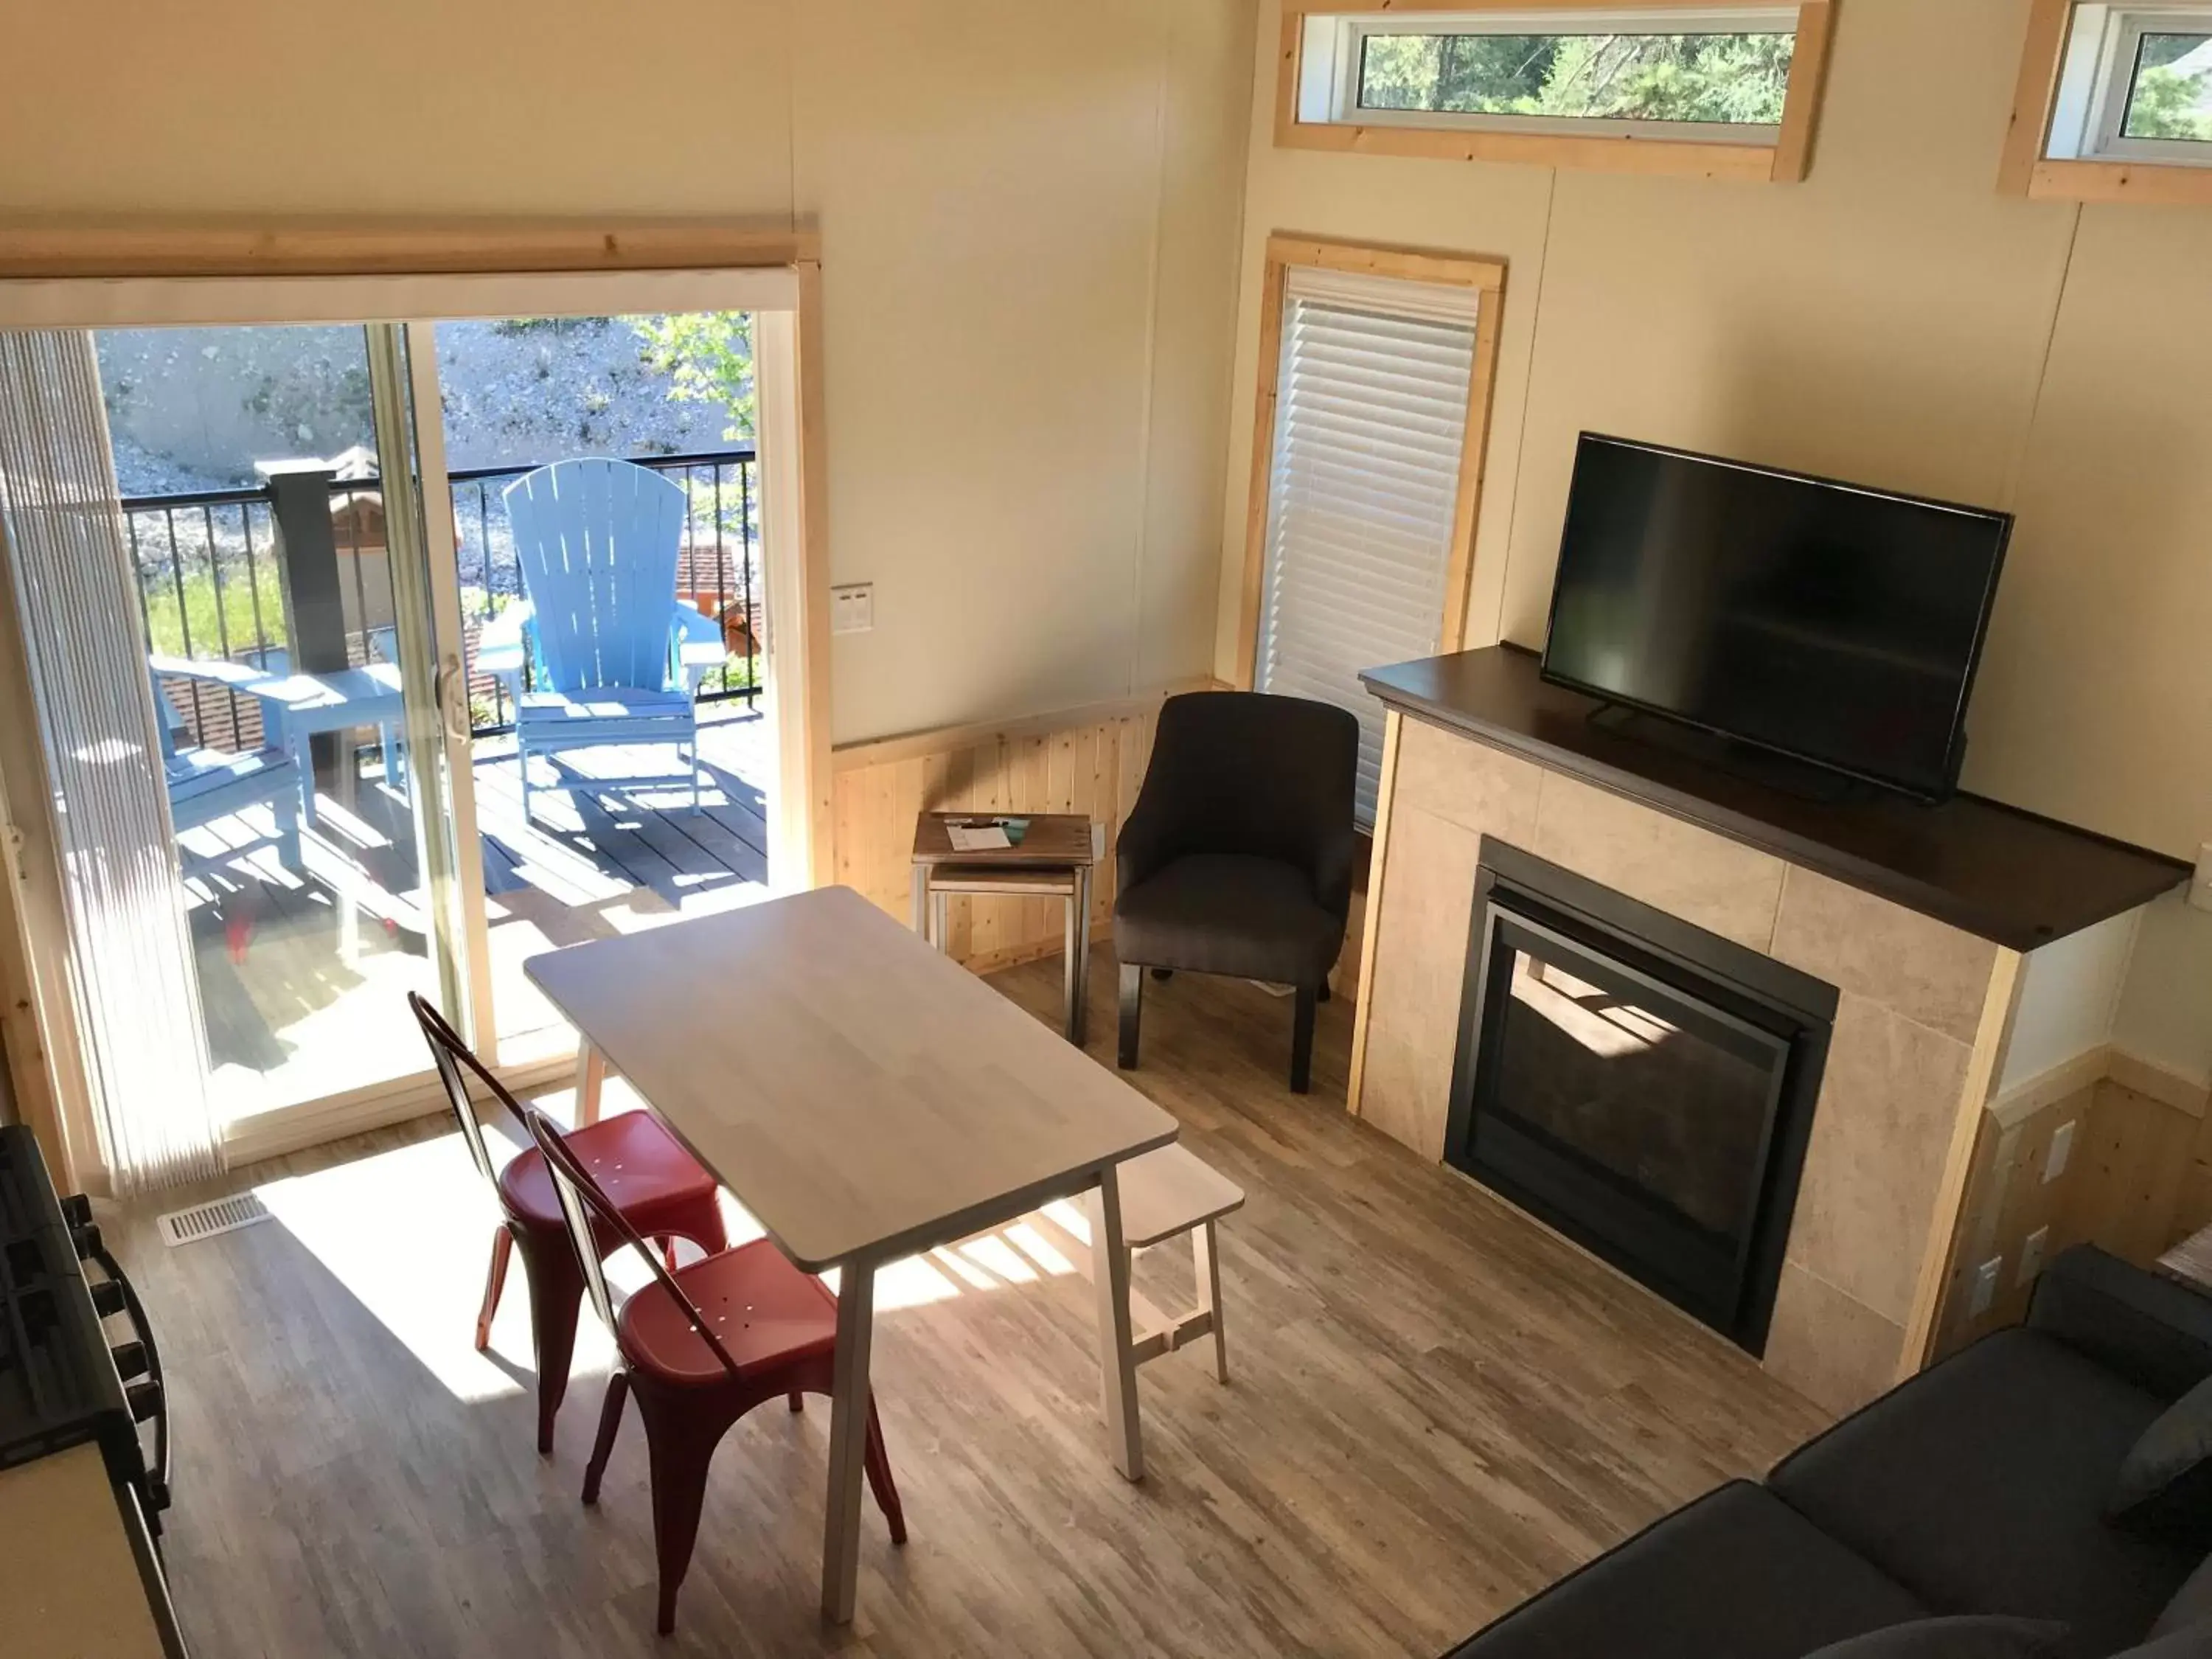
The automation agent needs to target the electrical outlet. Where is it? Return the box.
[2046,1119,2076,1183]
[2192,842,2212,913]
[830,582,874,635]
[1970,1256,2003,1317]
[2018,1225,2049,1285]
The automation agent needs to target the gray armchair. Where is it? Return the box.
[1113,690,1360,1093]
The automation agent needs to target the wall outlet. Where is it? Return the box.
[830,582,874,635]
[2018,1225,2050,1285]
[2046,1119,2077,1183]
[1970,1256,2003,1317]
[2192,842,2212,913]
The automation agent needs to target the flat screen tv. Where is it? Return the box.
[1541,435,2011,801]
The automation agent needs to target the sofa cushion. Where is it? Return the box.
[1447,1481,1925,1659]
[1113,853,1342,984]
[2114,1376,2212,1545]
[1801,1615,2068,1658]
[1770,1329,2199,1658]
[2154,1557,2212,1640]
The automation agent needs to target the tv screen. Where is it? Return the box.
[1541,435,2011,800]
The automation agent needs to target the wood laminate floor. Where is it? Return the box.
[114,947,1828,1658]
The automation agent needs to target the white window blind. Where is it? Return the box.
[1255,268,1480,825]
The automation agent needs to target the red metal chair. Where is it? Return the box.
[519,1101,908,1635]
[408,992,728,1454]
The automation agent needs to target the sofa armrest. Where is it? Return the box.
[2027,1245,2212,1400]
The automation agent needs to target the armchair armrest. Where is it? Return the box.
[2027,1245,2212,1400]
[672,600,728,695]
[475,601,532,686]
[1116,782,1182,897]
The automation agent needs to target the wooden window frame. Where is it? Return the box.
[2001,0,2212,205]
[1234,234,1508,692]
[1274,0,1837,184]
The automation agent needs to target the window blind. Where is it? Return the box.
[1255,268,1480,825]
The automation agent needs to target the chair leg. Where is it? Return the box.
[1118,963,1143,1070]
[475,1227,514,1352]
[515,1229,585,1455]
[790,1392,804,1413]
[272,787,302,872]
[1290,984,1317,1095]
[1193,1220,1229,1384]
[689,740,701,815]
[582,1371,630,1505]
[1318,978,1332,1004]
[1150,967,1174,982]
[863,1395,908,1545]
[638,1393,723,1636]
[519,734,533,823]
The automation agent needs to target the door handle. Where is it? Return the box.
[434,654,471,743]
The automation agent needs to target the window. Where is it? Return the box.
[1239,239,1505,824]
[2047,6,2212,161]
[2006,1,2212,201]
[1280,3,1834,183]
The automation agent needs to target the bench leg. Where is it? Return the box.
[1118,963,1143,1070]
[1194,1219,1228,1384]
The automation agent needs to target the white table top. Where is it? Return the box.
[149,654,403,713]
[525,885,1178,1271]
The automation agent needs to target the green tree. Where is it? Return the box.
[1358,29,1792,126]
[626,312,756,442]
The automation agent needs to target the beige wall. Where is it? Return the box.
[0,0,1256,745]
[1221,0,2211,1077]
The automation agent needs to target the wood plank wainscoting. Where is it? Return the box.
[832,683,1197,972]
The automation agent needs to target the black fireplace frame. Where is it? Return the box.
[1444,840,1837,1354]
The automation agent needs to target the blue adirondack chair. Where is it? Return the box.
[478,459,727,821]
[153,677,302,875]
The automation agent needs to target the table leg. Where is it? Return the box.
[1061,886,1080,1044]
[821,1256,877,1624]
[1085,1164,1144,1481]
[910,862,929,939]
[577,1044,606,1127]
[1074,866,1092,1048]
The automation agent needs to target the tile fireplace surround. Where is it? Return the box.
[1350,647,2191,1415]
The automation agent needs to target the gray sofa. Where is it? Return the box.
[1450,1247,2212,1659]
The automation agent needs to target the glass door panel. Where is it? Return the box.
[91,321,474,1124]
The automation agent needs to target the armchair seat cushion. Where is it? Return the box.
[1114,853,1343,985]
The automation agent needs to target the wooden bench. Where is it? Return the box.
[1111,1142,1245,1382]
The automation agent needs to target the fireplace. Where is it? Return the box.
[1444,842,1836,1353]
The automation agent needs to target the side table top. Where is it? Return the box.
[911,810,1096,867]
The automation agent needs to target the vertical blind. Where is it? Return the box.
[0,330,223,1193]
[1254,268,1480,825]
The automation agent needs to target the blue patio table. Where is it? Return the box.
[148,654,408,829]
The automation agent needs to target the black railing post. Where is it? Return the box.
[264,461,351,797]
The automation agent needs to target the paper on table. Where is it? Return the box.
[947,824,1012,852]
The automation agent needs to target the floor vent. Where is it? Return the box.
[156,1192,271,1248]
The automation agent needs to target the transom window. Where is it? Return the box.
[2047,4,2212,163]
[1301,7,1801,147]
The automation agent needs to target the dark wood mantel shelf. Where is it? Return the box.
[1360,645,2190,952]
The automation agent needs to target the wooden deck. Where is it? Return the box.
[179,703,773,1119]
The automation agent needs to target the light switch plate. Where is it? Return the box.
[831,582,874,635]
[1970,1256,2002,1317]
[2191,842,2212,913]
[2018,1225,2048,1286]
[2046,1119,2076,1184]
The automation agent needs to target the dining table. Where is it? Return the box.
[523,883,1180,1624]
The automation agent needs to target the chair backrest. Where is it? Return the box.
[1139,690,1360,884]
[407,990,518,1190]
[518,1102,743,1379]
[502,458,686,695]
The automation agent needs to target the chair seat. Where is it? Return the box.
[618,1238,839,1385]
[518,686,695,726]
[1116,1143,1245,1249]
[1115,852,1342,985]
[498,1110,719,1239]
[165,745,292,802]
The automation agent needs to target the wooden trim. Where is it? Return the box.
[832,681,1207,774]
[1770,3,1835,184]
[2108,1047,2212,1119]
[1987,1043,2114,1132]
[2000,0,2078,197]
[1237,234,1511,689]
[1276,0,1831,184]
[2026,159,2212,206]
[0,217,819,281]
[1345,709,1404,1120]
[1899,948,2024,1378]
